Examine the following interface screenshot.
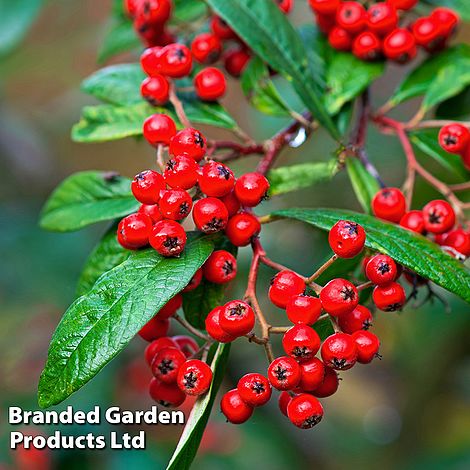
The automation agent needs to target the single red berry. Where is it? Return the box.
[149,219,187,256]
[311,367,339,398]
[269,270,306,308]
[329,220,366,258]
[387,0,417,10]
[192,197,229,234]
[173,335,199,358]
[298,357,325,392]
[444,229,470,257]
[149,377,186,407]
[138,204,163,223]
[315,12,336,34]
[157,43,192,78]
[220,191,241,217]
[139,317,170,342]
[282,325,321,363]
[224,48,251,77]
[137,0,172,25]
[336,2,367,34]
[438,124,470,155]
[235,172,270,207]
[140,47,162,76]
[163,155,199,190]
[141,75,170,105]
[205,306,236,343]
[267,356,302,390]
[308,0,340,16]
[151,347,186,383]
[372,187,406,223]
[412,16,446,52]
[286,295,322,325]
[203,250,237,284]
[372,282,406,312]
[124,0,142,18]
[156,294,183,319]
[399,210,425,234]
[287,394,324,429]
[183,268,203,293]
[219,300,255,337]
[321,333,358,370]
[328,26,353,51]
[383,28,417,63]
[194,67,227,101]
[367,2,398,36]
[462,145,470,171]
[158,189,193,221]
[131,169,165,204]
[199,161,235,197]
[237,373,272,407]
[210,16,237,40]
[169,128,207,162]
[278,391,292,417]
[352,330,380,364]
[225,212,261,246]
[352,31,382,61]
[276,0,293,14]
[191,33,222,64]
[365,254,398,285]
[422,200,456,234]
[177,359,213,396]
[143,113,177,146]
[431,7,460,37]
[220,389,254,424]
[117,213,152,249]
[144,336,178,366]
[134,18,168,47]
[338,305,373,334]
[320,278,359,316]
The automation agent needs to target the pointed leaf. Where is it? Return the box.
[346,158,380,214]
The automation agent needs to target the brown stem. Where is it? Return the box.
[357,281,374,291]
[156,144,166,171]
[306,254,338,284]
[406,119,470,131]
[169,85,191,128]
[450,181,470,192]
[173,313,210,341]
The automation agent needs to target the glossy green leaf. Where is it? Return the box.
[172,0,208,22]
[38,235,214,408]
[346,158,381,214]
[271,208,470,303]
[297,24,327,88]
[40,171,138,232]
[313,317,334,341]
[436,86,470,119]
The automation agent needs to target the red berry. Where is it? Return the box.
[235,172,270,207]
[158,189,193,220]
[156,294,183,319]
[267,356,302,390]
[143,113,177,146]
[144,336,178,366]
[131,169,165,204]
[117,213,152,249]
[124,0,142,18]
[352,330,380,364]
[199,161,235,197]
[276,0,293,14]
[282,325,321,363]
[422,200,456,234]
[372,282,406,312]
[286,295,322,325]
[365,254,398,285]
[149,377,186,407]
[163,155,199,190]
[224,48,251,77]
[278,391,292,417]
[412,16,446,52]
[336,2,367,34]
[192,197,229,234]
[177,359,213,396]
[320,278,359,316]
[315,12,336,34]
[203,250,237,284]
[140,47,162,76]
[205,306,236,343]
[298,357,325,391]
[210,16,237,40]
[141,75,170,105]
[219,300,255,337]
[328,26,353,51]
[157,43,192,78]
[338,305,373,334]
[352,31,382,61]
[225,212,261,246]
[237,373,272,407]
[387,0,417,10]
[383,28,417,63]
[169,128,207,161]
[438,124,470,155]
[444,228,470,257]
[431,7,460,37]
[311,367,339,397]
[308,0,340,16]
[191,33,222,64]
[372,187,406,223]
[220,191,241,217]
[138,204,163,223]
[462,145,470,171]
[151,347,186,383]
[269,270,306,308]
[220,389,254,424]
[137,0,171,25]
[139,317,170,342]
[194,67,227,101]
[328,220,366,258]
[321,333,358,370]
[173,335,199,358]
[149,219,187,256]
[287,394,323,429]
[367,2,398,36]
[183,268,203,293]
[399,210,425,234]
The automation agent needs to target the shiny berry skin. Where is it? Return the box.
[320,278,359,316]
[210,16,237,40]
[353,31,382,61]
[149,220,187,256]
[298,357,325,392]
[237,373,272,407]
[220,191,241,217]
[311,367,339,397]
[308,0,339,15]
[267,356,302,390]
[422,200,456,234]
[138,204,163,223]
[388,0,417,10]
[173,335,199,358]
[328,26,353,51]
[205,306,236,343]
[372,187,406,223]
[149,377,186,407]
[141,75,170,105]
[140,47,162,76]
[144,336,178,366]
[412,16,445,52]
[438,124,470,155]
[373,282,406,312]
[225,212,261,246]
[383,29,417,63]
[183,268,203,293]
[194,67,227,101]
[157,43,192,78]
[282,325,321,363]
[338,305,373,334]
[278,391,292,417]
[352,331,380,364]
[158,189,193,220]
[286,295,322,325]
[117,213,152,249]
[191,33,222,64]
[220,389,254,424]
[321,333,358,370]
[199,161,235,197]
[139,317,170,342]
[177,359,213,396]
[400,210,425,234]
[131,169,165,204]
[156,294,183,319]
[431,7,460,37]
[365,254,398,285]
[164,155,199,190]
[219,300,255,337]
[329,220,366,258]
[224,48,251,77]
[269,270,306,308]
[169,128,207,162]
[143,113,177,146]
[367,2,398,36]
[192,197,229,234]
[151,347,186,383]
[235,172,270,207]
[444,229,470,257]
[287,394,323,429]
[336,2,367,34]
[203,250,237,284]
[138,0,172,25]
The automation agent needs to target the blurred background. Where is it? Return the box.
[1,1,469,469]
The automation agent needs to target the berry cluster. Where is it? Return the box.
[308,1,460,63]
[439,123,470,171]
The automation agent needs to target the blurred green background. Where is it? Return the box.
[0,1,469,469]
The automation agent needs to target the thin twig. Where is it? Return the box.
[173,313,210,341]
[306,254,338,284]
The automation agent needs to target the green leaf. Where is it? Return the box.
[422,0,470,21]
[40,171,138,232]
[271,208,470,303]
[172,0,208,23]
[206,0,339,138]
[346,158,380,214]
[179,98,237,129]
[268,159,339,196]
[297,24,327,88]
[436,86,470,120]
[313,317,334,341]
[38,235,214,408]
[167,342,230,470]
